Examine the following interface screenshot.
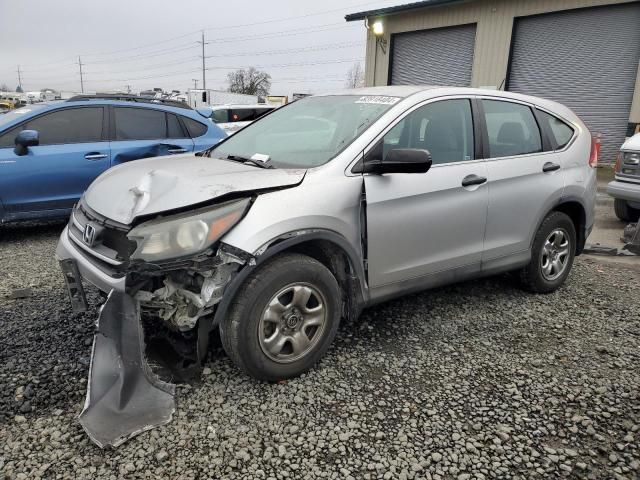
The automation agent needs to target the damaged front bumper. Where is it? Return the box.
[55,226,250,447]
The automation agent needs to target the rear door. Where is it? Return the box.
[480,98,567,267]
[365,98,488,288]
[110,107,194,165]
[0,106,108,216]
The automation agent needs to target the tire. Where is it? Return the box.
[220,253,341,381]
[614,199,640,222]
[519,211,576,293]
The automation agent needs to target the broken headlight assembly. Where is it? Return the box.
[127,198,251,262]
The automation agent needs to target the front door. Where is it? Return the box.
[0,106,109,217]
[365,98,488,289]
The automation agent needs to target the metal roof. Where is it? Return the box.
[345,0,468,21]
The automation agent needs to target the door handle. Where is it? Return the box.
[543,162,561,173]
[461,174,487,188]
[167,148,188,154]
[84,153,108,160]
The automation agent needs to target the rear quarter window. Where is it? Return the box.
[182,117,208,138]
[536,110,575,150]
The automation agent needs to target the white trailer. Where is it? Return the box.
[188,89,258,108]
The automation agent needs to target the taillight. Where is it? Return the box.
[614,152,622,173]
[589,134,601,168]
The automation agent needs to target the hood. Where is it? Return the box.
[622,132,640,152]
[84,154,306,224]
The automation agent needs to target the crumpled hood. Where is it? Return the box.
[84,154,305,224]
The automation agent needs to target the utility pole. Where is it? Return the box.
[125,84,132,94]
[196,32,209,91]
[77,56,85,93]
[16,65,23,91]
[192,79,199,89]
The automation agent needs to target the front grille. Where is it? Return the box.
[69,202,137,265]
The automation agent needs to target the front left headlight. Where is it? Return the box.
[127,198,250,262]
[623,152,640,165]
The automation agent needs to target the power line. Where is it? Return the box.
[205,41,364,59]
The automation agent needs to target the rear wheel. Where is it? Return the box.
[220,253,341,381]
[519,211,576,293]
[614,199,640,222]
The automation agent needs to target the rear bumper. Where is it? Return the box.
[55,226,125,293]
[607,180,640,203]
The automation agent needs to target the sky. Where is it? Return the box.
[0,0,396,97]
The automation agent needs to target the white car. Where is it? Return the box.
[608,133,640,221]
[207,104,275,135]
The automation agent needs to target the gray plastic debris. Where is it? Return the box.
[79,291,175,448]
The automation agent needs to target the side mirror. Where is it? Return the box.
[14,130,39,156]
[362,148,432,174]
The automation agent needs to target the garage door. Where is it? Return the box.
[507,4,640,162]
[390,24,476,87]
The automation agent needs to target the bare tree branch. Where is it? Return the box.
[345,63,365,89]
[227,67,271,97]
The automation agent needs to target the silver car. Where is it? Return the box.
[56,86,596,444]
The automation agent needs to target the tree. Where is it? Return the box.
[0,83,9,92]
[227,68,271,96]
[345,63,365,89]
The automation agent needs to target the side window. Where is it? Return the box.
[181,117,208,138]
[8,107,103,146]
[536,110,574,150]
[230,108,256,122]
[167,113,187,138]
[381,99,474,164]
[482,100,542,158]
[0,126,21,148]
[114,107,166,140]
[211,109,229,123]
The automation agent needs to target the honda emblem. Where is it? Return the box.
[83,224,96,247]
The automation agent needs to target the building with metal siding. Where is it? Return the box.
[346,0,640,162]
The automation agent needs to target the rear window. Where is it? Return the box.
[167,113,187,138]
[536,110,574,150]
[182,117,208,138]
[115,107,166,140]
[482,100,542,158]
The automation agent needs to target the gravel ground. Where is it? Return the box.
[1,223,639,480]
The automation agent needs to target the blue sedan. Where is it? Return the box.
[0,95,226,223]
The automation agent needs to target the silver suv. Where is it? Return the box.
[57,86,596,383]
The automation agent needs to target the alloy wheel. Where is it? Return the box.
[258,283,327,363]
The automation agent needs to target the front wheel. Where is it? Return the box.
[519,211,576,293]
[220,253,341,381]
[614,199,640,222]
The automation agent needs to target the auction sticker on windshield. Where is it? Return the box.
[355,96,400,105]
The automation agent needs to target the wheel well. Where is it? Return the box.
[553,201,586,255]
[279,239,363,322]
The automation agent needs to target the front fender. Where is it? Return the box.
[212,229,368,327]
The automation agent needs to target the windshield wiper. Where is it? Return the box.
[225,154,274,169]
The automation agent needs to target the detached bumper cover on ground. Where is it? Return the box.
[79,291,175,448]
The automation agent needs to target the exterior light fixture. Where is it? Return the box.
[366,18,388,54]
[372,20,384,36]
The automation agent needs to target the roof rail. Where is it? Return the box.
[66,94,192,110]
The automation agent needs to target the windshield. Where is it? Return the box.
[209,95,399,168]
[0,105,47,129]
